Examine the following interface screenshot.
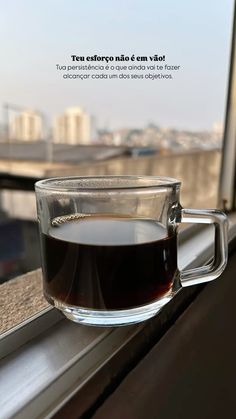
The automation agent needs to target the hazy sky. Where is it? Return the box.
[0,0,234,131]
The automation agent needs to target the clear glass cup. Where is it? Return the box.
[35,176,228,326]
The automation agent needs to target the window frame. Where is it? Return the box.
[219,1,236,211]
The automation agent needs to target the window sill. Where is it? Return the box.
[0,269,48,334]
[1,215,236,418]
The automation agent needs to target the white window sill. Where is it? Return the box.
[1,214,236,419]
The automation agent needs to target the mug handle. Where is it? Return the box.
[180,208,228,286]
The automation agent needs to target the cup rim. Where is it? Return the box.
[35,175,181,192]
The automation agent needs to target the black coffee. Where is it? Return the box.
[40,215,178,310]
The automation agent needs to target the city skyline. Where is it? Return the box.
[0,0,233,131]
[2,103,223,138]
[1,102,224,133]
[0,104,223,154]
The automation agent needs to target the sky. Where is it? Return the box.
[0,0,234,131]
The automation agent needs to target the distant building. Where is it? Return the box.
[53,107,90,145]
[212,121,223,135]
[10,110,43,141]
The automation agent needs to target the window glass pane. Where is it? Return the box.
[0,0,233,333]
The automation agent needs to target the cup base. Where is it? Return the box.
[50,295,174,326]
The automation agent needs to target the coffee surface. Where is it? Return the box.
[41,215,178,310]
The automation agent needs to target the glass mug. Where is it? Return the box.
[35,176,228,326]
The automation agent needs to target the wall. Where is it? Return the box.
[1,149,221,220]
